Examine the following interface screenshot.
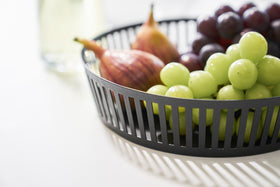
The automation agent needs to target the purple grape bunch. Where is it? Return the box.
[187,2,280,65]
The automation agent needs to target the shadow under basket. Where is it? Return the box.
[81,18,280,157]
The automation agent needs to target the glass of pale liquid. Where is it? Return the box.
[39,0,104,74]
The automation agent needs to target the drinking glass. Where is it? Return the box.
[39,0,104,74]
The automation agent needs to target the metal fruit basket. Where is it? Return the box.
[81,18,280,157]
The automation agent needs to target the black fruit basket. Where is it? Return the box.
[81,18,280,157]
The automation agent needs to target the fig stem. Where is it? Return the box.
[147,3,156,26]
[74,37,105,59]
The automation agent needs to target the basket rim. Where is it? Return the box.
[90,17,197,41]
[83,64,280,107]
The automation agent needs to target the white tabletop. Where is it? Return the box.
[0,0,279,187]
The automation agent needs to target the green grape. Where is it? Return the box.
[169,111,194,135]
[160,62,190,87]
[188,70,218,98]
[165,85,194,112]
[165,85,194,99]
[226,43,241,63]
[217,85,245,100]
[145,84,169,115]
[272,83,280,96]
[228,59,258,90]
[192,97,214,126]
[236,111,263,143]
[245,83,272,100]
[261,106,280,138]
[146,84,168,95]
[239,31,268,64]
[204,53,231,85]
[257,55,280,86]
[192,107,214,126]
[210,111,237,141]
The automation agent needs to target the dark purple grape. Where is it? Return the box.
[214,5,235,17]
[232,28,254,43]
[265,3,280,22]
[269,19,280,44]
[179,52,204,72]
[243,7,270,33]
[237,2,256,17]
[217,12,243,39]
[198,43,224,65]
[197,15,220,40]
[267,40,280,58]
[191,34,213,54]
[219,38,233,49]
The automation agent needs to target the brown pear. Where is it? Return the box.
[75,38,164,92]
[131,5,180,64]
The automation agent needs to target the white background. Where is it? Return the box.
[0,0,279,187]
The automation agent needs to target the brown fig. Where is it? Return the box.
[75,38,164,92]
[130,5,180,64]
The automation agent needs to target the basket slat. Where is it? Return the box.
[185,107,193,147]
[224,109,235,149]
[134,98,146,139]
[158,102,168,145]
[249,107,262,147]
[211,108,221,148]
[236,109,249,147]
[260,106,274,145]
[171,106,180,146]
[271,109,280,143]
[198,108,206,148]
[123,95,135,136]
[146,101,157,142]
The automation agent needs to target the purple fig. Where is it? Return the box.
[130,5,180,64]
[75,38,164,92]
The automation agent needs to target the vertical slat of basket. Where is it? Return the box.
[175,21,180,49]
[236,108,249,147]
[132,26,140,39]
[86,77,103,118]
[185,106,193,147]
[99,86,112,123]
[92,81,106,119]
[186,19,193,46]
[211,108,221,148]
[121,29,130,50]
[248,107,262,147]
[224,108,235,149]
[165,22,170,38]
[271,107,280,143]
[106,34,115,50]
[114,92,127,133]
[171,105,180,146]
[145,100,157,142]
[158,103,168,145]
[127,28,135,46]
[123,95,136,136]
[260,105,274,145]
[198,108,206,148]
[118,31,125,49]
[134,98,146,139]
[105,88,119,128]
[113,31,122,49]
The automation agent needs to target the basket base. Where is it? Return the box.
[101,119,280,157]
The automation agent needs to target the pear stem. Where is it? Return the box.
[74,38,105,59]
